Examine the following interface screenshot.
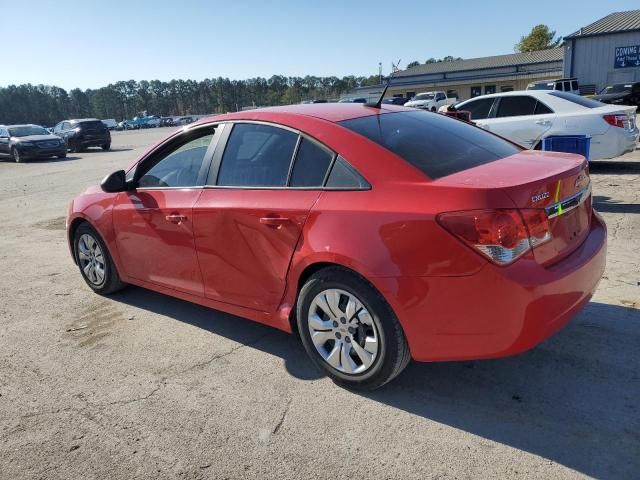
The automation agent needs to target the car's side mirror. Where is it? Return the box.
[101,170,128,193]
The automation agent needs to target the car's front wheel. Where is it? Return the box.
[73,223,126,295]
[11,147,22,163]
[297,267,410,390]
[102,142,111,151]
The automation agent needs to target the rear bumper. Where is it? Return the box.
[374,211,607,362]
[78,135,110,147]
[591,127,638,160]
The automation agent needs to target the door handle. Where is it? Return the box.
[166,213,188,224]
[260,216,290,227]
[535,120,551,126]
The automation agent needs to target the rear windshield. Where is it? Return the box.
[548,91,604,109]
[339,111,521,179]
[77,120,106,129]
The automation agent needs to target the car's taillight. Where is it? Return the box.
[437,209,551,266]
[603,114,626,128]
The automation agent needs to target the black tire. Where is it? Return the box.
[73,222,126,295]
[296,266,410,390]
[102,142,111,151]
[57,153,67,159]
[11,147,22,163]
[430,106,437,112]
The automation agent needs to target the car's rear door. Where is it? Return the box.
[193,122,335,312]
[112,124,219,296]
[482,95,556,148]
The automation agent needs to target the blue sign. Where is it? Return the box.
[614,45,640,69]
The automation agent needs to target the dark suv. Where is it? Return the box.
[52,118,111,152]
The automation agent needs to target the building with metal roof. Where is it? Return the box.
[348,10,640,102]
[353,49,563,102]
[564,10,640,94]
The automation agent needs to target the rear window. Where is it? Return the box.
[77,120,106,129]
[339,111,521,180]
[548,92,604,109]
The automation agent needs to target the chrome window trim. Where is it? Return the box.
[545,182,591,219]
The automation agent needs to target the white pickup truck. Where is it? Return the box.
[404,91,457,111]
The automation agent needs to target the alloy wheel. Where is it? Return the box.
[77,233,105,286]
[307,288,379,374]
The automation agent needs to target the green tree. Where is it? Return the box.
[406,60,420,69]
[515,25,561,52]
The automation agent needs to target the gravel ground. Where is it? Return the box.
[0,128,638,479]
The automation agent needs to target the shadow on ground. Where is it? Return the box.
[593,195,640,214]
[0,156,80,164]
[589,160,640,174]
[112,287,640,479]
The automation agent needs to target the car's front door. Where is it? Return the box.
[193,122,334,312]
[0,128,10,156]
[482,95,556,148]
[112,125,219,296]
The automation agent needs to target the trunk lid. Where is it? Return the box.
[437,150,592,266]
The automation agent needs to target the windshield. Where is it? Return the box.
[527,82,553,90]
[602,84,632,94]
[413,94,435,101]
[8,126,49,137]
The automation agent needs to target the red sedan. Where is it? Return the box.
[67,103,606,389]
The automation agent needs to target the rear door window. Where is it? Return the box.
[217,123,298,187]
[459,98,495,120]
[289,138,334,187]
[339,110,521,180]
[534,101,553,115]
[495,96,537,117]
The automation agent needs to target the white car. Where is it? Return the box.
[405,91,457,111]
[455,90,638,160]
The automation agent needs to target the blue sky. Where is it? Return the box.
[3,0,638,90]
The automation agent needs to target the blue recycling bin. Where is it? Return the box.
[541,135,591,160]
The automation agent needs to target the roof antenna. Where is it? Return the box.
[365,67,395,108]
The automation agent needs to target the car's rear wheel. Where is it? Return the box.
[57,153,67,159]
[296,267,410,390]
[11,147,22,163]
[74,223,126,295]
[102,142,111,151]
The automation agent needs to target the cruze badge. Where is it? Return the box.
[531,192,550,203]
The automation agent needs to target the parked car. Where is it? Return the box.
[101,119,118,130]
[67,103,606,390]
[404,91,457,111]
[592,82,640,107]
[301,99,328,104]
[382,97,410,105]
[53,118,111,152]
[0,124,66,162]
[338,97,367,103]
[174,116,194,125]
[527,78,580,95]
[454,90,638,160]
[159,117,175,127]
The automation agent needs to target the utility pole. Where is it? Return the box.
[378,62,382,85]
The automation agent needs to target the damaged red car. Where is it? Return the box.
[67,103,606,389]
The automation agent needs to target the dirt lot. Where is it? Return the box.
[0,128,638,479]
